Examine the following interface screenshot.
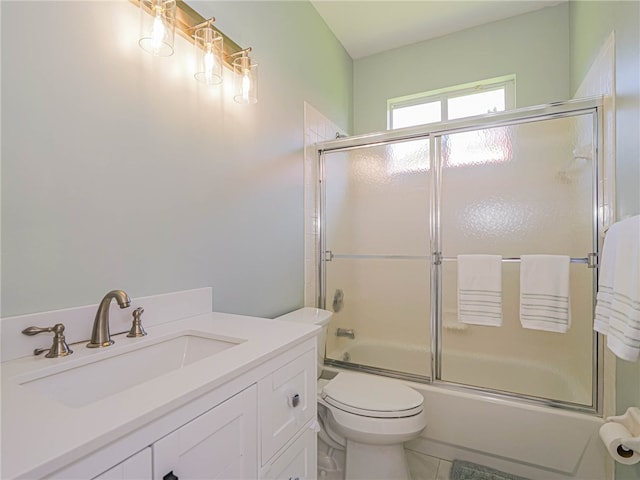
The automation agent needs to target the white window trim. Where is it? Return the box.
[387,75,516,130]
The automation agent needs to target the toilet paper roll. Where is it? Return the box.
[599,422,640,465]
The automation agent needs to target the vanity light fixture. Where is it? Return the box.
[193,19,223,85]
[232,49,258,105]
[138,0,177,57]
[134,0,258,103]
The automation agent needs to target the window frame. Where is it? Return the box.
[387,75,516,130]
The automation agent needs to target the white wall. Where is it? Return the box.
[0,1,352,318]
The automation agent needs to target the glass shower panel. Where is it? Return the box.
[323,139,431,379]
[439,115,595,405]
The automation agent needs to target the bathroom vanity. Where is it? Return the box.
[1,289,319,480]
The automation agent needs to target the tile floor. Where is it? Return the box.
[317,450,451,480]
[406,450,451,480]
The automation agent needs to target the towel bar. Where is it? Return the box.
[324,252,598,268]
[435,254,597,268]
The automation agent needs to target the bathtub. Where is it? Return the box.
[329,339,591,405]
[325,340,611,480]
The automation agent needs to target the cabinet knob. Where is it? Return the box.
[163,471,179,480]
[287,393,300,408]
[288,477,300,480]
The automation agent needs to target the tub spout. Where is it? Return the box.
[336,328,355,339]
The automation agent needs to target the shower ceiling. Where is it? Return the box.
[310,0,566,59]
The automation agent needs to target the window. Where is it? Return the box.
[386,76,515,173]
[388,76,515,130]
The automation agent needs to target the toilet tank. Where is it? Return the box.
[275,307,332,378]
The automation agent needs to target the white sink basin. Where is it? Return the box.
[17,332,244,408]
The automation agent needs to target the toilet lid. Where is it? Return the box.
[321,373,424,418]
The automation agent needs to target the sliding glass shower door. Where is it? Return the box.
[322,139,431,378]
[438,115,596,406]
[319,99,601,410]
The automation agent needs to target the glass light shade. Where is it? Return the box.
[194,27,223,85]
[139,0,176,57]
[233,55,258,104]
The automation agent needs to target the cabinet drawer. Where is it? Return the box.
[259,348,316,465]
[261,426,317,480]
[92,448,151,480]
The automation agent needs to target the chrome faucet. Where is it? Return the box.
[87,290,131,348]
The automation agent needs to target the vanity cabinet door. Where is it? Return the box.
[152,386,257,480]
[259,348,316,465]
[92,447,152,480]
[260,426,317,480]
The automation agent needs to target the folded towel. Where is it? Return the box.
[457,255,503,326]
[593,215,640,361]
[520,255,571,332]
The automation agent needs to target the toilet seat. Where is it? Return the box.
[321,372,424,418]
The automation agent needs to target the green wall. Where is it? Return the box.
[353,4,570,135]
[1,1,352,318]
[569,2,640,479]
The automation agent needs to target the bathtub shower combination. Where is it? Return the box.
[315,98,603,414]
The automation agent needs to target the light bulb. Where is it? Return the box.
[139,0,175,57]
[242,71,251,102]
[151,11,165,52]
[204,48,215,81]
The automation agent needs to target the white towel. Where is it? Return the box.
[520,255,571,332]
[457,255,503,326]
[593,215,640,361]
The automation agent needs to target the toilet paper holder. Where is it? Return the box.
[606,407,640,455]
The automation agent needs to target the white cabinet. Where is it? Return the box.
[153,386,257,480]
[261,427,317,480]
[43,340,317,480]
[259,348,317,479]
[92,448,152,480]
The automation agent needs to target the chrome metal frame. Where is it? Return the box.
[431,135,442,383]
[316,97,604,415]
[318,97,602,154]
[317,147,327,309]
[593,104,605,415]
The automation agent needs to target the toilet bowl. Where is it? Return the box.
[276,308,427,480]
[319,372,426,479]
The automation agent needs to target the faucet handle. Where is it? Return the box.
[22,323,73,358]
[127,307,147,338]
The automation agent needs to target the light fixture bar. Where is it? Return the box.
[174,1,245,68]
[131,0,249,68]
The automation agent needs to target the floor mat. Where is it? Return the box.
[450,460,529,480]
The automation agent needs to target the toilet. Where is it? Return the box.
[276,308,427,480]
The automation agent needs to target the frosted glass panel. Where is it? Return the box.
[324,139,430,256]
[325,258,430,377]
[323,139,431,379]
[439,115,595,405]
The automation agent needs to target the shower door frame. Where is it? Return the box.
[316,97,604,415]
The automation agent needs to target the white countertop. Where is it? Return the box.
[1,311,318,479]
